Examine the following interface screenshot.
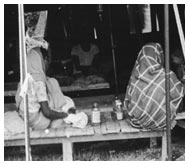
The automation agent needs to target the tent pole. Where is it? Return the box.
[164,4,172,161]
[108,5,119,97]
[18,4,32,161]
[173,4,185,58]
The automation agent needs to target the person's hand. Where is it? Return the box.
[68,107,76,114]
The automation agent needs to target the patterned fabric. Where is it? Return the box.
[24,11,40,36]
[19,81,48,113]
[25,11,48,52]
[124,43,184,130]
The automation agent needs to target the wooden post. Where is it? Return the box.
[161,131,167,161]
[150,137,157,148]
[62,140,73,161]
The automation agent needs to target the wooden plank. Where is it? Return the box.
[65,126,88,137]
[93,125,102,134]
[100,112,107,134]
[4,133,25,140]
[61,82,110,92]
[111,112,122,133]
[104,111,120,133]
[4,103,17,112]
[55,127,67,137]
[4,94,114,113]
[30,130,43,139]
[4,90,17,97]
[82,125,95,136]
[38,129,51,138]
[45,128,57,138]
[4,82,110,96]
[119,119,140,133]
[150,137,157,148]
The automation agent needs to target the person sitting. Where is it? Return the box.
[71,39,100,76]
[15,36,76,130]
[124,42,184,130]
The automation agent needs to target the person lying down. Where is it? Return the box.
[124,43,184,130]
[13,38,88,131]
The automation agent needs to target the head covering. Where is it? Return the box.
[25,10,48,52]
[27,47,46,82]
[124,42,184,130]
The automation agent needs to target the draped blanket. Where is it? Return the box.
[124,43,184,130]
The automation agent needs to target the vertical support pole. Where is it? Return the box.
[173,4,185,57]
[62,140,73,161]
[162,131,167,161]
[164,4,171,161]
[108,5,119,97]
[150,137,157,148]
[18,4,31,161]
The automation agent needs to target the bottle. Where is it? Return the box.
[113,97,123,120]
[92,103,101,125]
[116,101,123,120]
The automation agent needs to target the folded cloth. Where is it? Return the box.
[61,96,75,113]
[4,111,25,135]
[64,112,88,129]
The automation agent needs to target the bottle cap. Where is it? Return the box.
[93,102,98,108]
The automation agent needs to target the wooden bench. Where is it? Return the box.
[4,82,110,97]
[4,111,167,161]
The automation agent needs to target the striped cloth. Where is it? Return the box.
[124,43,184,130]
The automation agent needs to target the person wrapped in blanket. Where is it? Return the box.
[124,43,184,130]
[15,34,88,130]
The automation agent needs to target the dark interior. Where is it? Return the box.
[4,4,185,101]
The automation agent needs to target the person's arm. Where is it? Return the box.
[40,101,68,120]
[36,81,68,120]
[92,52,100,67]
[91,44,100,67]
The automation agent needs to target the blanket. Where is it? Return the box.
[124,43,184,130]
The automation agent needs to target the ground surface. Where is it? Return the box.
[4,126,184,161]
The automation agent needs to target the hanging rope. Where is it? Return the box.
[173,4,185,57]
[18,4,32,161]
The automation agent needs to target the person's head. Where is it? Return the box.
[80,35,91,51]
[171,49,185,81]
[80,41,90,52]
[24,11,40,37]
